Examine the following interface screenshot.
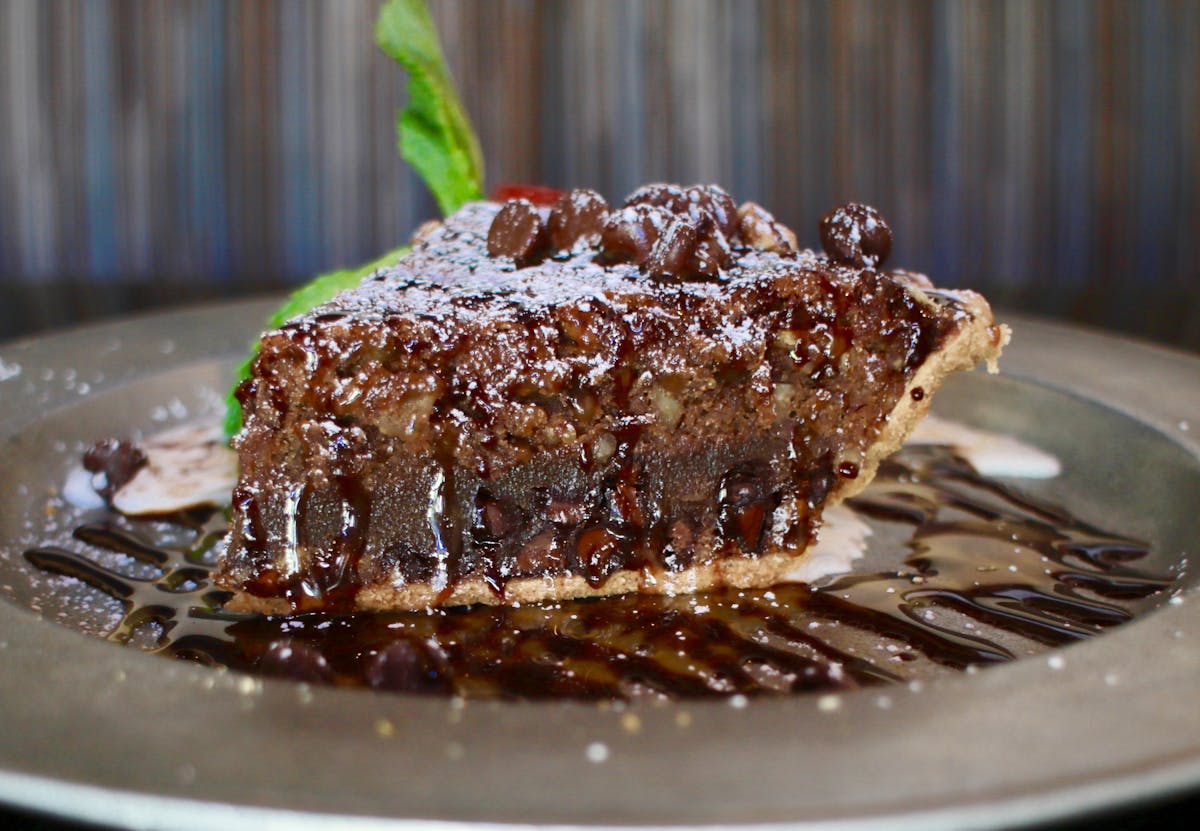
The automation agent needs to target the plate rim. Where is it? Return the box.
[1,300,1199,830]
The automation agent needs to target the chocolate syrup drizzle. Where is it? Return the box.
[24,447,1170,699]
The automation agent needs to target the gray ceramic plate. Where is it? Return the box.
[0,300,1198,830]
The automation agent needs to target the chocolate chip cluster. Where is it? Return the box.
[601,184,743,279]
[486,189,609,267]
[487,184,800,281]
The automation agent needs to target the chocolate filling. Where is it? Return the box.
[222,189,979,612]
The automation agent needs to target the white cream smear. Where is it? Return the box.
[791,415,1063,582]
[906,414,1062,479]
[61,467,109,510]
[63,423,238,515]
[61,414,1060,584]
[113,423,238,515]
[786,503,872,584]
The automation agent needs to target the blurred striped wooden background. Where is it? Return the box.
[1,0,1198,348]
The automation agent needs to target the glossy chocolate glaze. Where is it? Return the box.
[226,189,986,612]
[26,447,1169,700]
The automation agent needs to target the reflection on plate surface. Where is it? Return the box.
[19,444,1172,699]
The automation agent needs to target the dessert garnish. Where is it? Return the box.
[224,0,485,437]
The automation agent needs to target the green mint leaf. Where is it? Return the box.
[376,0,485,214]
[266,246,410,329]
[227,0,485,438]
[224,246,409,437]
[223,353,255,438]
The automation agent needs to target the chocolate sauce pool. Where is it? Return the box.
[24,447,1170,700]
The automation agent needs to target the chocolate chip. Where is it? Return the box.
[608,481,644,527]
[692,229,732,277]
[644,218,699,278]
[661,518,697,571]
[616,185,736,279]
[818,203,893,268]
[575,524,625,585]
[803,463,837,507]
[624,184,737,239]
[623,183,688,212]
[542,493,587,525]
[472,488,527,543]
[515,529,561,574]
[258,639,333,683]
[487,199,549,266]
[598,204,671,265]
[717,463,777,552]
[719,466,767,508]
[547,189,610,251]
[82,438,148,500]
[683,185,738,237]
[366,640,448,693]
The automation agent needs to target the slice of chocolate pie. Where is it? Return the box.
[219,185,1006,613]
